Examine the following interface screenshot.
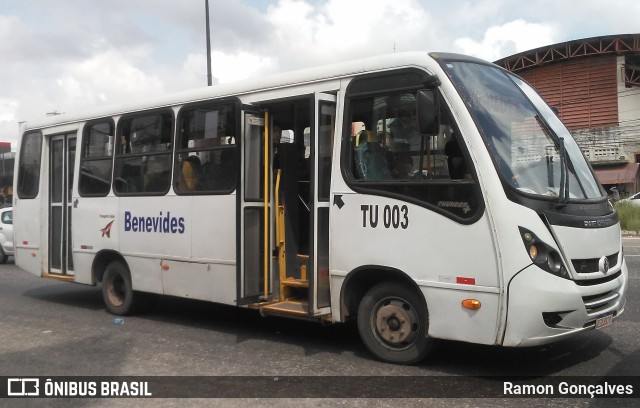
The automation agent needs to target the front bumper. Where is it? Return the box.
[502,258,627,347]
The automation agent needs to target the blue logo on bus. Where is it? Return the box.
[124,211,185,234]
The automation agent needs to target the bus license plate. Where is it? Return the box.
[595,313,614,329]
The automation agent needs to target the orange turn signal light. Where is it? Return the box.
[462,299,481,310]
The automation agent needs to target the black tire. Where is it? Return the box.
[102,261,135,316]
[0,246,8,264]
[357,282,432,365]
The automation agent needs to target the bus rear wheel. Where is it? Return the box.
[357,282,432,365]
[102,261,134,316]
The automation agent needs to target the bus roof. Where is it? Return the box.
[23,51,444,131]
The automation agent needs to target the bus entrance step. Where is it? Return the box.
[261,300,309,317]
[281,278,309,288]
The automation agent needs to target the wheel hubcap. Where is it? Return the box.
[373,298,419,349]
[106,276,125,307]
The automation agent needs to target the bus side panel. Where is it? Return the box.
[14,197,43,277]
[177,194,236,305]
[117,194,237,304]
[127,256,164,294]
[420,288,500,344]
[191,195,236,262]
[118,196,188,295]
[162,261,236,304]
[73,253,98,285]
[330,193,502,345]
[73,196,120,284]
[118,196,191,257]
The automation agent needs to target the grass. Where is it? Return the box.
[614,201,640,232]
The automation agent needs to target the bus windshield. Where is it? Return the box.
[442,61,604,201]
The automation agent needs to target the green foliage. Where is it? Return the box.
[615,201,640,232]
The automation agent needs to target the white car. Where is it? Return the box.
[0,207,13,264]
[617,192,640,206]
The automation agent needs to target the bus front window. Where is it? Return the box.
[443,61,604,201]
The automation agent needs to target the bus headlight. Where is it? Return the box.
[519,227,570,279]
[528,245,539,261]
[547,251,563,274]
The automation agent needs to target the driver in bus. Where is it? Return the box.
[391,108,419,152]
[391,153,413,180]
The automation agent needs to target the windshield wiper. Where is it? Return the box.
[534,115,569,207]
[556,137,568,208]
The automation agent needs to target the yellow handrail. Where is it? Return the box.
[275,169,287,296]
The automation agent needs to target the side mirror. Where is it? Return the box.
[416,89,439,135]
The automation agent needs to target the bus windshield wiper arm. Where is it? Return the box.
[556,137,568,208]
[534,115,568,207]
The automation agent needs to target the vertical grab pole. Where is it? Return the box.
[263,111,270,300]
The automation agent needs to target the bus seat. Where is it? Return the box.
[354,141,392,180]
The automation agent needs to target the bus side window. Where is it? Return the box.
[174,102,237,194]
[17,131,43,199]
[114,111,173,196]
[79,120,114,197]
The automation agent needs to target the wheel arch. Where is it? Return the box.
[340,265,427,321]
[92,250,128,284]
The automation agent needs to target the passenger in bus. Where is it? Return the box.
[178,155,203,191]
[391,108,419,152]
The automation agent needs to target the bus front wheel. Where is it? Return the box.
[357,282,432,365]
[102,261,134,316]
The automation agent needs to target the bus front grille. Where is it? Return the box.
[572,252,619,274]
[582,291,620,315]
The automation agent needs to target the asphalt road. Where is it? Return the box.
[0,239,638,407]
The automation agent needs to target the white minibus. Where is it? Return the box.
[14,52,627,364]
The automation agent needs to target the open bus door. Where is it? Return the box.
[244,93,336,318]
[238,108,268,305]
[309,93,335,315]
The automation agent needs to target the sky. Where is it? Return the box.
[1,0,639,150]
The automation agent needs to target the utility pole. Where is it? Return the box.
[205,0,212,86]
